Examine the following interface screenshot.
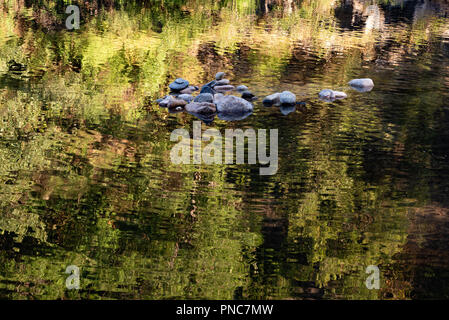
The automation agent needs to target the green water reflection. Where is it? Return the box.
[1,0,449,299]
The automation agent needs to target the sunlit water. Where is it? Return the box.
[1,0,449,299]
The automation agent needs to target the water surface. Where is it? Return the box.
[1,0,449,299]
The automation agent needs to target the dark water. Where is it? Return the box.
[1,0,449,299]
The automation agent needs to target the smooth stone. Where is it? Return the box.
[169,78,189,91]
[214,85,235,92]
[215,72,225,80]
[348,78,374,89]
[263,93,281,106]
[200,85,216,95]
[279,91,296,105]
[167,98,188,109]
[318,89,347,102]
[185,102,217,115]
[194,93,214,103]
[155,98,164,104]
[236,85,249,92]
[216,79,230,86]
[215,95,254,114]
[280,104,296,115]
[159,96,174,108]
[241,91,255,100]
[217,110,252,121]
[179,86,199,94]
[177,94,194,103]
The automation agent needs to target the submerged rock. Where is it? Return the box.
[169,78,189,92]
[215,72,225,80]
[279,91,296,105]
[236,85,249,92]
[185,102,217,115]
[214,85,235,92]
[215,95,253,114]
[349,78,374,92]
[263,93,281,106]
[194,93,214,103]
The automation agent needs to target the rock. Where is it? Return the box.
[169,78,189,92]
[200,80,216,95]
[215,95,253,114]
[167,98,187,109]
[194,93,214,103]
[348,78,374,90]
[216,79,230,86]
[319,89,347,102]
[178,94,194,103]
[155,98,165,104]
[279,91,296,105]
[204,80,217,87]
[263,93,281,106]
[241,91,255,100]
[159,96,174,108]
[280,104,296,115]
[214,85,235,92]
[236,85,249,92]
[179,86,199,94]
[215,72,225,80]
[185,102,217,115]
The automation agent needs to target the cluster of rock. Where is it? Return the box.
[156,74,375,121]
[318,78,375,102]
[156,72,256,122]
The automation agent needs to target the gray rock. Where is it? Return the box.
[215,72,225,80]
[216,79,230,86]
[167,98,187,109]
[159,96,174,108]
[177,94,194,103]
[169,78,189,92]
[318,89,347,102]
[236,85,249,92]
[214,85,235,92]
[200,85,216,95]
[215,95,254,114]
[185,102,217,115]
[279,91,296,105]
[348,78,374,90]
[263,93,281,106]
[194,93,214,103]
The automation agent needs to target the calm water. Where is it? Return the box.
[1,0,449,299]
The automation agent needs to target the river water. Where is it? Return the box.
[1,0,449,299]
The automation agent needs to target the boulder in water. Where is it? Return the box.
[263,93,281,106]
[279,91,296,105]
[215,72,225,80]
[194,93,214,103]
[215,95,253,114]
[348,78,374,92]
